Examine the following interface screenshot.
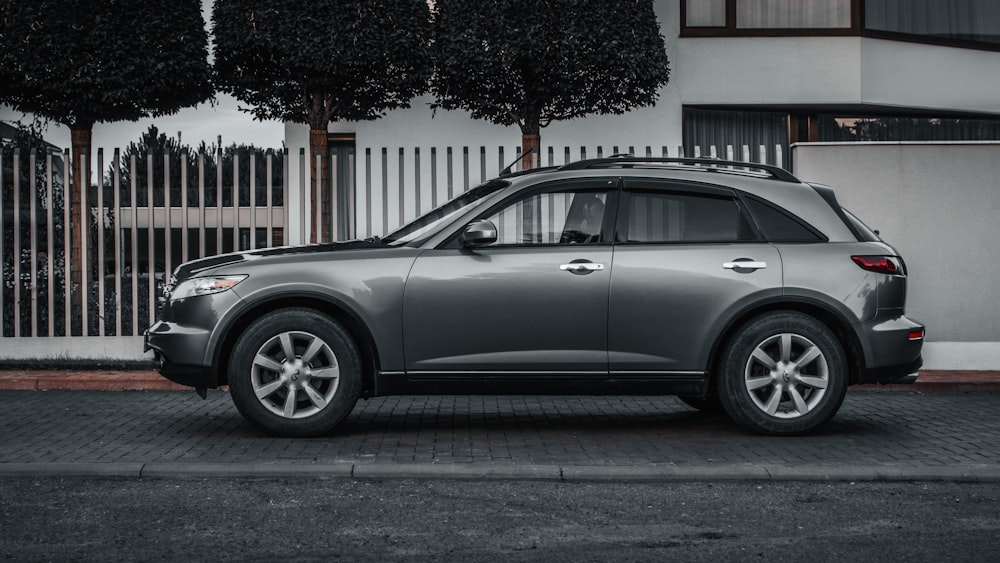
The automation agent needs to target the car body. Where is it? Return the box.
[145,157,923,436]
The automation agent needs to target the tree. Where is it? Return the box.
[431,0,671,169]
[213,0,432,242]
[0,0,213,313]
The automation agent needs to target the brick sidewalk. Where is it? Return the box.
[0,369,998,393]
[1,390,998,472]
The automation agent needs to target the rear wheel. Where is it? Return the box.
[228,308,361,437]
[718,312,848,436]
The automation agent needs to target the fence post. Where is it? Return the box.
[29,149,38,337]
[129,153,139,335]
[12,149,20,336]
[112,148,122,337]
[96,148,104,337]
[46,152,56,337]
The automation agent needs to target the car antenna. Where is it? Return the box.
[500,148,538,176]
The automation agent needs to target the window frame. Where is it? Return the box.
[615,180,762,245]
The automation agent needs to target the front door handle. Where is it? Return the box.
[723,261,767,270]
[560,262,605,274]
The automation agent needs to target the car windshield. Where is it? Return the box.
[382,180,509,246]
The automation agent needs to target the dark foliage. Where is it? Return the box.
[431,0,671,136]
[0,0,213,130]
[213,0,433,130]
[109,126,284,209]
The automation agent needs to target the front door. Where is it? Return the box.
[402,179,619,374]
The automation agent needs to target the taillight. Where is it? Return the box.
[852,255,905,276]
[908,328,925,341]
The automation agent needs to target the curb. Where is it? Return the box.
[1,370,998,393]
[2,462,999,483]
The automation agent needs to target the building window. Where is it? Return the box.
[865,0,1000,46]
[683,108,790,168]
[817,115,1000,142]
[737,0,852,29]
[685,0,726,27]
[682,0,858,35]
[682,0,1000,49]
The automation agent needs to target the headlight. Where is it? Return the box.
[170,275,247,301]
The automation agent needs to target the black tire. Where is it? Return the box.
[717,311,848,436]
[228,308,361,437]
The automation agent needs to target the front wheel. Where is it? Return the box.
[228,308,361,437]
[718,312,848,436]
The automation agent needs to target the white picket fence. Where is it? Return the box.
[354,143,784,238]
[1,143,783,338]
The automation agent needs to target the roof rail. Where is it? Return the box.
[558,156,800,183]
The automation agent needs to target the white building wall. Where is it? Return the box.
[677,34,1000,114]
[676,36,864,105]
[793,142,1000,370]
[859,39,1000,114]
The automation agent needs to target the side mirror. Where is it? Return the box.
[460,220,498,247]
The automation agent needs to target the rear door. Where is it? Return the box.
[609,178,783,375]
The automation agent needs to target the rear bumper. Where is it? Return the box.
[858,356,922,385]
[856,312,924,384]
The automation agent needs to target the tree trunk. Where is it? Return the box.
[520,111,542,170]
[70,128,91,334]
[521,133,541,170]
[308,128,329,244]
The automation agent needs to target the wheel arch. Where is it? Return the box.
[212,293,381,396]
[705,298,867,393]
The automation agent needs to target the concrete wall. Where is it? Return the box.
[793,142,1000,369]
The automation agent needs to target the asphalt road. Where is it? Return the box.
[2,478,998,562]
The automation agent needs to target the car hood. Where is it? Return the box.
[171,240,389,282]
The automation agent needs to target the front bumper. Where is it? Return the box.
[144,321,220,389]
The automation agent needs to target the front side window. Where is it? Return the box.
[623,190,753,243]
[483,189,610,246]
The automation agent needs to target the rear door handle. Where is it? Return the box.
[723,261,767,270]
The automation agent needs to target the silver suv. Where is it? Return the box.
[146,157,924,437]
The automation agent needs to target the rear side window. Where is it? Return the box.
[744,197,824,243]
[624,191,754,243]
